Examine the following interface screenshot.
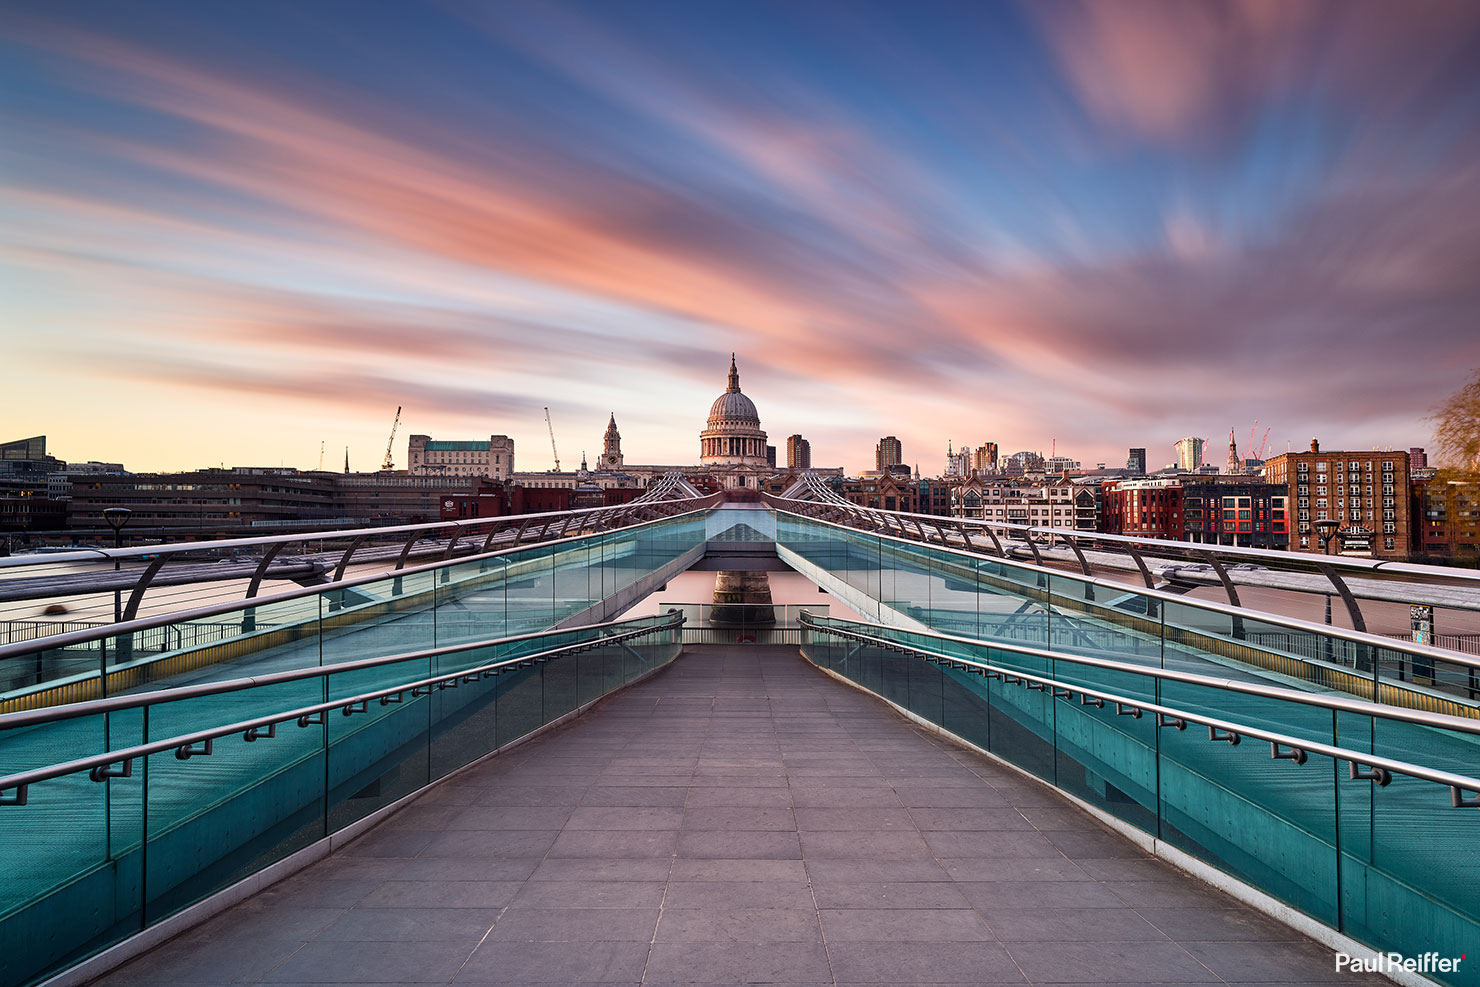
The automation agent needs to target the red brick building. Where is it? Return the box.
[1100,479,1184,539]
[1262,440,1411,557]
[1412,474,1480,561]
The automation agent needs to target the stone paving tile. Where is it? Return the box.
[684,784,796,806]
[921,830,1065,858]
[177,903,345,942]
[655,905,823,941]
[486,906,660,942]
[938,857,1090,882]
[474,785,585,806]
[644,941,833,983]
[1180,939,1389,984]
[253,876,384,909]
[338,828,438,858]
[453,941,650,983]
[682,805,797,830]
[1133,906,1305,942]
[1042,828,1152,859]
[800,829,933,859]
[957,880,1127,910]
[810,881,970,909]
[580,785,689,806]
[906,807,1036,831]
[802,856,952,883]
[661,879,816,909]
[445,805,574,830]
[794,807,916,831]
[827,940,1026,984]
[564,806,684,830]
[1004,940,1223,984]
[975,905,1168,942]
[264,940,477,983]
[315,906,502,941]
[357,880,523,909]
[106,938,307,983]
[88,645,1348,987]
[510,880,668,908]
[675,828,802,859]
[528,857,674,883]
[420,829,559,858]
[819,907,995,942]
[789,785,904,807]
[668,857,810,882]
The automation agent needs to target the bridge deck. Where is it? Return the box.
[94,645,1374,987]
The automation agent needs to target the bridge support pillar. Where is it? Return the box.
[710,570,776,626]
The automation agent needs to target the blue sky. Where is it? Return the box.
[3,0,1479,473]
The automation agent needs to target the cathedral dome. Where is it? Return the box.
[706,354,760,426]
[700,354,768,468]
[708,390,759,424]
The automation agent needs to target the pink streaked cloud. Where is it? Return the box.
[2,2,1478,474]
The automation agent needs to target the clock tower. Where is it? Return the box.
[600,413,623,470]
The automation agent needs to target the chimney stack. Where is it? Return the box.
[1310,437,1320,454]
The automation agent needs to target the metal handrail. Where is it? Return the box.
[795,612,1480,735]
[0,504,713,662]
[770,503,1480,671]
[0,494,716,570]
[0,612,682,729]
[766,490,1480,584]
[0,611,685,805]
[799,617,1480,806]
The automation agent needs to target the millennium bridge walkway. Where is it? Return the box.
[3,482,1480,987]
[81,646,1361,987]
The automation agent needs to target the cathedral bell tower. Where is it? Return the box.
[600,413,623,470]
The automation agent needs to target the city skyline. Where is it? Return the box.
[4,1,1480,474]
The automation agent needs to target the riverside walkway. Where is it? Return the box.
[91,645,1367,987]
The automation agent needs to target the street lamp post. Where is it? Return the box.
[103,507,132,623]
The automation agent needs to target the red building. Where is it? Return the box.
[1412,474,1480,561]
[1100,479,1184,539]
[1179,477,1288,549]
[1263,439,1411,557]
[439,480,645,522]
[440,481,570,521]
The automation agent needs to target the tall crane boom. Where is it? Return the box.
[544,407,561,472]
[382,405,401,471]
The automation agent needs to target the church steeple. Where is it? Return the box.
[727,353,741,393]
[601,412,623,469]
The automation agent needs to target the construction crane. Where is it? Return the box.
[382,406,401,471]
[544,407,561,472]
[317,440,325,471]
[1256,427,1272,461]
